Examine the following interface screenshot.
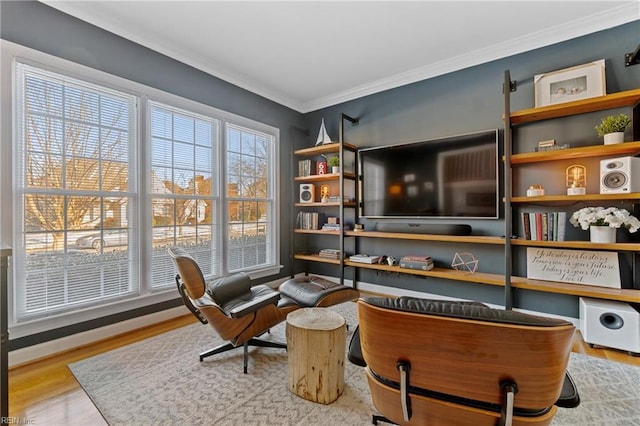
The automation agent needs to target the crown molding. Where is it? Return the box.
[41,1,638,114]
[300,5,639,113]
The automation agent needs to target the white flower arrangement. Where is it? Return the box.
[569,206,640,233]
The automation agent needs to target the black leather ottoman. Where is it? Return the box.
[279,275,359,308]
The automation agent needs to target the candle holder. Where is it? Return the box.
[566,165,586,195]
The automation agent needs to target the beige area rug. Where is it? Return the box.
[69,302,640,425]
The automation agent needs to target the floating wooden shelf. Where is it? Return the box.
[294,229,340,235]
[294,142,357,156]
[510,141,640,164]
[344,230,505,245]
[510,276,640,303]
[294,201,356,207]
[293,253,342,265]
[294,172,356,182]
[341,260,640,303]
[510,193,640,203]
[510,239,640,251]
[509,88,640,125]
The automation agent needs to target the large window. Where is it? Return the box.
[6,47,279,330]
[149,102,220,287]
[226,125,274,271]
[14,63,138,321]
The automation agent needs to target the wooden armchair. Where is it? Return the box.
[354,296,579,426]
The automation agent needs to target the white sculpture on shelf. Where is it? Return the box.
[315,118,334,146]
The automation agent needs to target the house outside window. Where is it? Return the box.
[13,62,138,321]
[5,46,280,333]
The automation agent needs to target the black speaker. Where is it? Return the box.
[299,184,315,203]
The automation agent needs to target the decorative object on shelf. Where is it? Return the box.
[326,155,340,174]
[320,184,330,203]
[317,160,327,175]
[595,113,631,145]
[400,255,434,271]
[566,164,586,195]
[299,184,315,203]
[526,185,545,197]
[526,247,621,288]
[589,226,616,243]
[599,156,640,194]
[315,118,334,146]
[534,59,605,107]
[537,139,556,150]
[569,206,640,243]
[451,252,478,274]
[353,224,364,232]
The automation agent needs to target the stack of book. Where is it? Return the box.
[399,255,434,271]
[321,223,342,231]
[521,211,566,241]
[296,212,327,230]
[297,159,317,177]
[349,254,381,264]
[319,248,341,260]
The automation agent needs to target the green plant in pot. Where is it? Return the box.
[595,113,631,145]
[327,155,340,173]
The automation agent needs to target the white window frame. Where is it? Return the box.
[1,40,280,338]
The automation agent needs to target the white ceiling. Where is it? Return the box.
[41,1,638,113]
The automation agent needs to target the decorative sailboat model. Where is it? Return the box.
[315,118,334,146]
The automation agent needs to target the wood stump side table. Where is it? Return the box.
[286,307,346,404]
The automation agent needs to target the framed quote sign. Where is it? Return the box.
[526,247,620,289]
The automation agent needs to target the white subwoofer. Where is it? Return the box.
[579,297,640,354]
[600,156,640,194]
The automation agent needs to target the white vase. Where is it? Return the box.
[332,166,340,174]
[603,132,624,145]
[590,226,616,243]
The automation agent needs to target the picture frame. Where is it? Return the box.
[534,59,606,107]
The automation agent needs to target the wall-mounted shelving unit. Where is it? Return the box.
[291,114,359,285]
[503,71,640,309]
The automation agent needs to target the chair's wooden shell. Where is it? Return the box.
[169,247,298,346]
[357,299,575,426]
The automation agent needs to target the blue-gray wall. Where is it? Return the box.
[2,1,639,346]
[1,1,305,348]
[302,20,640,317]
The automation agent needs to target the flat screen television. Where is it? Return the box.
[359,129,499,219]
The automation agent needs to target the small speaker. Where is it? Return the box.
[580,297,640,354]
[299,184,315,203]
[600,156,640,194]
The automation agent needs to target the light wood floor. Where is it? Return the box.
[8,307,640,426]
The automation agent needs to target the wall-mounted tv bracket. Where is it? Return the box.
[625,42,640,67]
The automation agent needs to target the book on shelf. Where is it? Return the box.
[400,255,433,263]
[399,258,435,271]
[318,248,341,259]
[321,223,350,231]
[296,212,327,230]
[297,159,317,177]
[349,254,381,264]
[520,211,566,241]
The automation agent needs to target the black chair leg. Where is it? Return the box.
[199,338,287,373]
[199,342,236,362]
[372,414,396,425]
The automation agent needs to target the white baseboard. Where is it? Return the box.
[9,305,190,368]
[9,275,292,368]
